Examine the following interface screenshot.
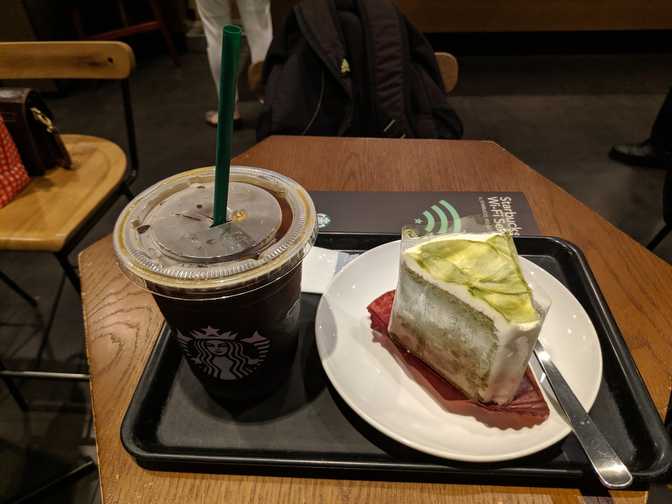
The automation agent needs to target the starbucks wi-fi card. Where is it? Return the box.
[309,192,540,235]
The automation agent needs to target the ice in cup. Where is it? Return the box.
[113,166,317,401]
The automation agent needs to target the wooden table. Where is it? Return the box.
[80,136,672,503]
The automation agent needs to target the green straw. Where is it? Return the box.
[212,24,241,226]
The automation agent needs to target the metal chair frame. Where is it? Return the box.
[647,170,671,251]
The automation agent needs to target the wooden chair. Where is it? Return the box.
[0,41,137,399]
[0,41,135,502]
[70,0,179,66]
[0,41,138,293]
[435,52,458,93]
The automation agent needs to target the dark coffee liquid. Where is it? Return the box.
[154,264,302,401]
[117,168,316,404]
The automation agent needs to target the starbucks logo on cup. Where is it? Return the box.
[177,327,270,380]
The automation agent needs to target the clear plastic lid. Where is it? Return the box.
[113,166,317,300]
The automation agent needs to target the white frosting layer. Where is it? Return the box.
[390,233,550,404]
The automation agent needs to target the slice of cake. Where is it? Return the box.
[388,233,550,405]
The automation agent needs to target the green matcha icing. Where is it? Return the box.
[405,234,539,324]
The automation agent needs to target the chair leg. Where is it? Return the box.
[70,6,86,39]
[0,359,29,412]
[54,252,81,294]
[35,272,66,370]
[121,79,139,184]
[149,0,180,66]
[116,0,130,27]
[121,182,135,201]
[0,271,37,307]
[647,224,672,251]
[8,458,96,504]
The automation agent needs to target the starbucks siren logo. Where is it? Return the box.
[317,212,331,229]
[177,326,270,380]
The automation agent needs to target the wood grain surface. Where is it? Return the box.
[0,41,135,80]
[396,0,672,32]
[80,136,672,503]
[270,0,672,33]
[0,134,126,252]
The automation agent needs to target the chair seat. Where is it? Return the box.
[0,134,126,252]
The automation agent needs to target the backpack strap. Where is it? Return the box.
[294,0,353,134]
[357,0,411,137]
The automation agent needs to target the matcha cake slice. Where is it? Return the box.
[388,233,550,405]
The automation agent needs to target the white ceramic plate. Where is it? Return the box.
[315,240,603,462]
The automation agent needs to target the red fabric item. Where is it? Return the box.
[0,116,31,208]
[367,290,550,429]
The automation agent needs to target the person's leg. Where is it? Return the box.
[236,0,272,64]
[196,0,230,94]
[236,0,273,97]
[650,87,672,153]
[610,87,672,167]
[195,0,240,125]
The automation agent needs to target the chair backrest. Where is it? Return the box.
[434,52,458,93]
[0,41,135,81]
[0,41,139,184]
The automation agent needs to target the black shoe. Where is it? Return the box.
[609,140,672,168]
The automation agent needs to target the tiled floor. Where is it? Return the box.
[1,40,671,502]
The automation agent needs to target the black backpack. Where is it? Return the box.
[257,0,463,140]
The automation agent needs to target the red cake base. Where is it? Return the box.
[367,291,550,430]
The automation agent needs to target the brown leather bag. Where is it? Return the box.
[0,88,71,176]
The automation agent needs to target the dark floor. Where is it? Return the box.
[1,35,672,503]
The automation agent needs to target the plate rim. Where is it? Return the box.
[315,240,603,463]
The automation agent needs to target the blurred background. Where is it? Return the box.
[1,0,671,502]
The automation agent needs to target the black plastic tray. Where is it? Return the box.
[121,233,672,486]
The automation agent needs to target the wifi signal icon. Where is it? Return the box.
[419,200,461,234]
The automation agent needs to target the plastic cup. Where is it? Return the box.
[113,166,317,401]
